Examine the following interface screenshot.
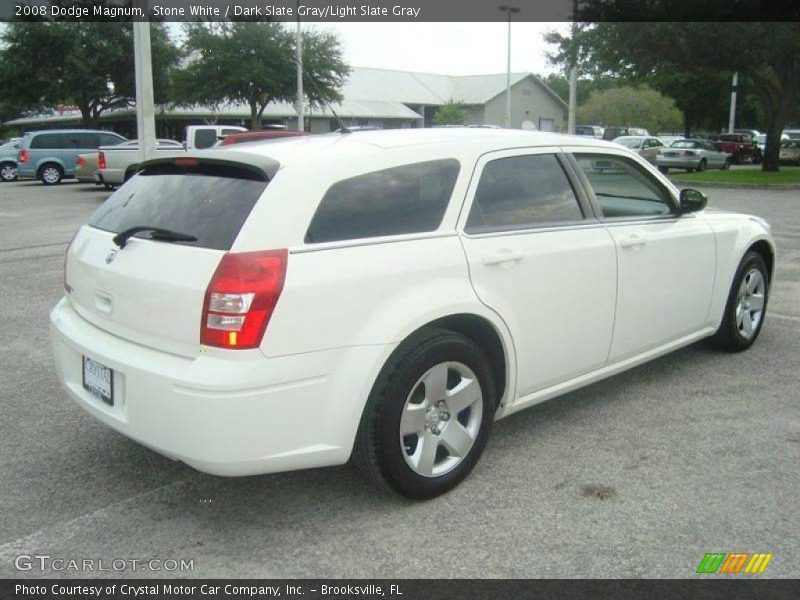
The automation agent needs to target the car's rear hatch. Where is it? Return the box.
[65,153,278,358]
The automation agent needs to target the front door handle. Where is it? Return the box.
[619,235,646,249]
[483,251,524,266]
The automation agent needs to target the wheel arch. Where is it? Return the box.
[36,160,65,177]
[747,238,775,285]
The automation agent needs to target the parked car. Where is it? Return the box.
[0,139,20,182]
[74,153,100,185]
[783,129,800,141]
[756,132,790,154]
[602,126,649,140]
[184,125,247,150]
[575,125,605,138]
[97,139,184,187]
[711,133,760,164]
[779,140,800,165]
[0,136,21,146]
[612,135,666,164]
[16,129,126,185]
[734,128,761,140]
[51,129,774,499]
[657,134,685,147]
[657,139,732,172]
[467,124,503,129]
[216,130,308,146]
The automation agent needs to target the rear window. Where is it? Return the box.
[89,162,268,251]
[305,159,460,244]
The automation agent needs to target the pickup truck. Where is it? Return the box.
[711,133,761,164]
[96,139,184,187]
[96,125,247,187]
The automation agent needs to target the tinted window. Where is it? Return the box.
[194,129,218,149]
[465,154,582,233]
[574,154,672,218]
[221,128,242,136]
[100,133,124,146]
[89,163,268,251]
[64,132,99,148]
[30,133,64,149]
[305,159,459,244]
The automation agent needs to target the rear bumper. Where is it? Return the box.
[17,165,37,179]
[50,298,392,476]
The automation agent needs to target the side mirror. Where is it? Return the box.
[680,188,707,213]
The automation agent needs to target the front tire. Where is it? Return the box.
[697,158,707,172]
[353,327,496,499]
[39,163,63,185]
[658,166,669,174]
[722,157,731,170]
[0,162,17,182]
[711,251,769,352]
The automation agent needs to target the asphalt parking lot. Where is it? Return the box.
[0,179,798,579]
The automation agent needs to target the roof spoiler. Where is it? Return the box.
[137,150,280,181]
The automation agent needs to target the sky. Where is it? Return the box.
[313,22,569,76]
[167,22,569,77]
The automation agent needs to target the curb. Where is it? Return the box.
[668,179,800,190]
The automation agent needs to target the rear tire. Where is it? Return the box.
[352,327,496,499]
[39,163,63,185]
[711,251,769,352]
[0,161,17,182]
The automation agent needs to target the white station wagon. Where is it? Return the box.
[51,129,775,499]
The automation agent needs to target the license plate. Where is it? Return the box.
[82,356,113,406]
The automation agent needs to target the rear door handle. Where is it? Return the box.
[619,235,646,249]
[483,251,524,266]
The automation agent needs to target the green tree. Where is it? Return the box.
[433,100,467,125]
[173,22,349,130]
[577,86,683,133]
[547,19,800,171]
[0,21,179,127]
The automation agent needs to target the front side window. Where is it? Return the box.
[305,159,460,244]
[465,154,583,233]
[573,153,673,218]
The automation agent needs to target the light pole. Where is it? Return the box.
[499,4,520,129]
[133,0,156,160]
[296,15,304,132]
[568,0,578,135]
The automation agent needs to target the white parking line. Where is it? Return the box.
[771,313,800,322]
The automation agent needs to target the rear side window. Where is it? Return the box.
[65,132,99,148]
[465,154,583,233]
[100,133,124,146]
[30,133,64,149]
[89,162,268,251]
[305,159,460,244]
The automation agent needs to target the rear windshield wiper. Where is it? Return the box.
[112,226,197,249]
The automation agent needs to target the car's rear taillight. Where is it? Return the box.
[201,249,287,349]
[19,149,28,164]
[683,150,697,156]
[98,151,106,170]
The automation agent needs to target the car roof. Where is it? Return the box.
[25,129,118,135]
[212,128,621,168]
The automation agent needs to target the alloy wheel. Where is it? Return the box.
[0,164,16,181]
[735,268,765,339]
[399,361,483,478]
